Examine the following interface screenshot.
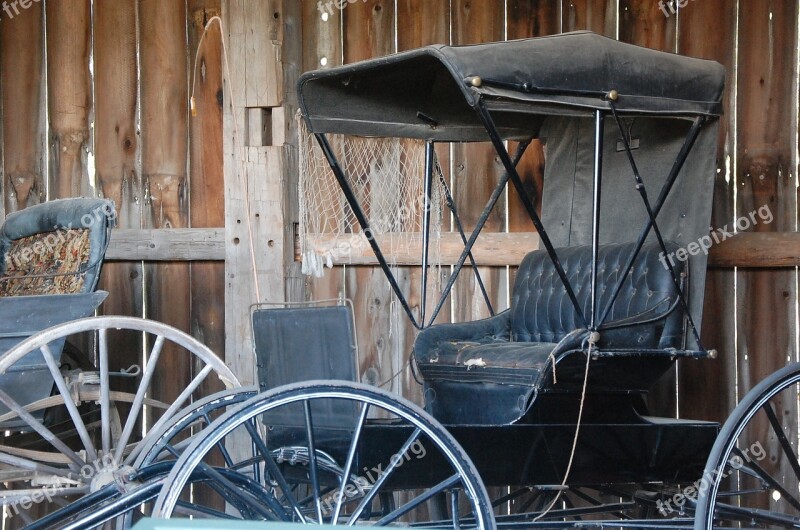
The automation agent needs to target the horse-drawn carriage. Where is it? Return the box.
[0,31,794,529]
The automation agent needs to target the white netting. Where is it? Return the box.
[299,116,445,278]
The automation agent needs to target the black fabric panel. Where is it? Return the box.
[298,31,725,140]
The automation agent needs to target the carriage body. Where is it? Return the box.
[294,30,725,488]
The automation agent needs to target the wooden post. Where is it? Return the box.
[224,0,288,387]
[1,0,44,212]
[46,0,92,199]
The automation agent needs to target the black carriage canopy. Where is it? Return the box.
[298,31,724,140]
[298,31,724,351]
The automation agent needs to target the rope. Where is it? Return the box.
[190,15,261,303]
[532,331,596,521]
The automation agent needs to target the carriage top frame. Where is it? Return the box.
[297,31,724,353]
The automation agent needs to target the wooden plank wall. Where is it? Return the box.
[0,0,796,484]
[0,0,226,429]
[296,0,800,440]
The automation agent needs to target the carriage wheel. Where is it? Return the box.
[151,381,496,529]
[0,316,238,524]
[695,362,800,529]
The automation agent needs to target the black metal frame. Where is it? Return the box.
[313,92,709,354]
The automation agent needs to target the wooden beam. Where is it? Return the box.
[708,232,800,268]
[106,228,225,261]
[298,232,541,266]
[106,228,800,269]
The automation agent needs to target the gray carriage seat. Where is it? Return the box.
[413,241,685,425]
[252,300,360,434]
[0,198,115,296]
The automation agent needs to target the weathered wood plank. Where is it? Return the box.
[619,0,676,51]
[92,0,145,505]
[299,0,345,304]
[506,1,559,289]
[563,0,616,35]
[188,0,225,361]
[140,0,191,420]
[734,0,798,511]
[1,0,44,211]
[282,0,305,303]
[452,0,507,324]
[106,228,225,261]
[676,0,737,424]
[187,2,225,512]
[341,0,398,392]
[300,232,541,266]
[395,0,451,406]
[46,0,92,199]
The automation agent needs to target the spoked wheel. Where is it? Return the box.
[695,362,800,529]
[25,387,260,530]
[151,381,496,529]
[0,316,239,525]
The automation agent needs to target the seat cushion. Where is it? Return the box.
[422,340,557,379]
[0,229,91,296]
[510,241,683,348]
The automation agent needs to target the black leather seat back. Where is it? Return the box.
[510,242,684,349]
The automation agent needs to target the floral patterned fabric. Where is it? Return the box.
[0,229,91,296]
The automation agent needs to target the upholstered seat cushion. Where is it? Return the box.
[413,241,685,425]
[0,198,115,296]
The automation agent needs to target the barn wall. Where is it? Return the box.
[0,0,226,429]
[0,0,796,467]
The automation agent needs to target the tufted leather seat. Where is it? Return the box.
[414,241,685,425]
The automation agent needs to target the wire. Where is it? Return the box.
[532,332,595,521]
[189,15,262,303]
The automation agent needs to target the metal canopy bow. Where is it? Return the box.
[298,31,724,351]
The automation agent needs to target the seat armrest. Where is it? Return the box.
[414,310,511,362]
